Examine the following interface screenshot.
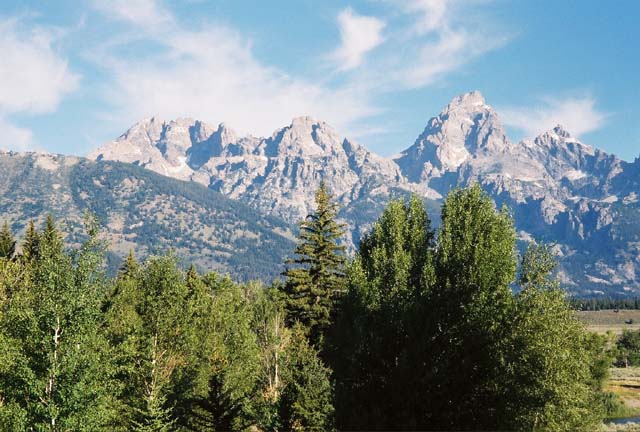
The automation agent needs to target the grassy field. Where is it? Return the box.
[608,368,640,415]
[603,368,640,430]
[577,310,640,334]
[578,311,640,428]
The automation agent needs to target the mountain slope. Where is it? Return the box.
[0,151,296,281]
[87,91,640,296]
[394,93,640,295]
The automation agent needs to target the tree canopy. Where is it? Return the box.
[0,187,616,431]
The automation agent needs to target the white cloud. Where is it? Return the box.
[404,0,449,35]
[392,0,508,88]
[88,0,508,143]
[91,3,379,138]
[91,0,173,29]
[332,8,386,71]
[0,20,79,114]
[0,117,33,151]
[0,19,79,151]
[500,96,609,138]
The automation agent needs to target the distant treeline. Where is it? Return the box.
[0,184,623,431]
[570,297,640,311]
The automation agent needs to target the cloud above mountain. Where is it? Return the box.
[89,0,379,138]
[86,0,509,140]
[331,8,386,71]
[392,0,509,88]
[0,18,79,150]
[500,95,609,139]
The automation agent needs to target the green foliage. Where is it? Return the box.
[105,254,210,430]
[22,220,39,262]
[282,181,346,348]
[278,325,334,432]
[330,195,435,429]
[0,221,15,259]
[616,330,640,367]
[501,276,605,430]
[0,214,117,430]
[332,186,611,431]
[0,186,617,430]
[571,296,640,311]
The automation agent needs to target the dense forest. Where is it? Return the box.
[0,184,621,431]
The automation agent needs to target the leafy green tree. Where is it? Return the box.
[0,214,117,430]
[278,324,334,432]
[616,330,640,367]
[425,185,517,429]
[331,195,435,429]
[251,284,289,431]
[282,181,346,348]
[185,273,261,431]
[333,186,609,430]
[0,221,15,259]
[105,255,193,430]
[498,243,607,431]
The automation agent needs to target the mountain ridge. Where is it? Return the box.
[0,151,296,281]
[41,91,640,295]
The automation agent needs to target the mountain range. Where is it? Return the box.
[2,91,638,295]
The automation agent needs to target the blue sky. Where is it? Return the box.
[0,0,638,161]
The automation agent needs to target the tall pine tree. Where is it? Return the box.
[0,221,15,259]
[282,181,346,348]
[22,219,40,261]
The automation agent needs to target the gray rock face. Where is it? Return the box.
[91,115,418,229]
[90,92,640,296]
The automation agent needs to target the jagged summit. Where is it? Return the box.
[394,91,510,186]
[83,90,640,294]
[551,124,572,138]
[90,114,407,226]
[444,90,487,111]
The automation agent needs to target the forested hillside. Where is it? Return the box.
[0,185,620,431]
[0,152,295,281]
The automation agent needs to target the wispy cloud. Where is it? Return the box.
[0,19,79,150]
[331,8,386,71]
[83,0,511,145]
[91,0,173,29]
[404,0,449,35]
[500,95,609,138]
[393,0,508,88]
[0,118,33,151]
[89,0,379,138]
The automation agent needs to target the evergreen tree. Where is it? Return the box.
[0,221,15,259]
[278,325,334,432]
[22,219,39,261]
[119,250,140,279]
[282,181,346,348]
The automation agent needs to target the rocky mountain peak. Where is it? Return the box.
[119,117,164,144]
[394,91,511,185]
[444,90,487,112]
[259,116,342,157]
[533,125,596,159]
[551,124,572,139]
